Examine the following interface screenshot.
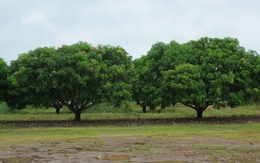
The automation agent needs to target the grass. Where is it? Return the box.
[0,124,259,145]
[0,123,259,163]
[0,102,259,121]
[1,102,259,162]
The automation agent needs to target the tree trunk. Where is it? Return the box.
[56,108,61,114]
[150,104,155,111]
[142,105,146,113]
[53,102,63,114]
[196,108,203,119]
[74,111,81,121]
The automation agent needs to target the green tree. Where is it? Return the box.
[50,43,133,120]
[8,42,133,121]
[132,42,170,113]
[133,41,190,112]
[163,37,254,118]
[246,50,260,103]
[7,47,57,110]
[133,56,160,113]
[0,58,9,102]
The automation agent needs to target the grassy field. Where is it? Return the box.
[1,102,260,121]
[1,123,260,144]
[0,123,259,162]
[1,102,260,162]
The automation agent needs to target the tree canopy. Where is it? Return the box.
[7,42,134,121]
[0,58,9,102]
[133,37,260,118]
[162,37,259,118]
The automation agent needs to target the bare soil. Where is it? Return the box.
[0,135,259,163]
[0,115,260,163]
[1,115,260,127]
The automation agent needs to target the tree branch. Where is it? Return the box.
[180,101,196,110]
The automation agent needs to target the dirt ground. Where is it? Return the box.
[1,115,260,127]
[0,134,259,163]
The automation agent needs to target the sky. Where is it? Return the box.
[1,0,260,64]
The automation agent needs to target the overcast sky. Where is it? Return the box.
[1,0,260,64]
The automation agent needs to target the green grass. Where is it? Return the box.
[1,102,259,162]
[0,102,259,121]
[0,124,260,150]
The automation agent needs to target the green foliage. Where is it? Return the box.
[7,42,134,121]
[4,37,260,120]
[0,102,12,114]
[132,42,173,113]
[246,51,260,103]
[133,37,260,118]
[162,37,260,118]
[0,58,9,102]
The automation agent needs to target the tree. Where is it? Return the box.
[52,43,133,120]
[132,42,170,113]
[0,58,9,102]
[163,37,254,118]
[8,42,133,121]
[6,47,57,110]
[132,56,160,113]
[246,50,260,103]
